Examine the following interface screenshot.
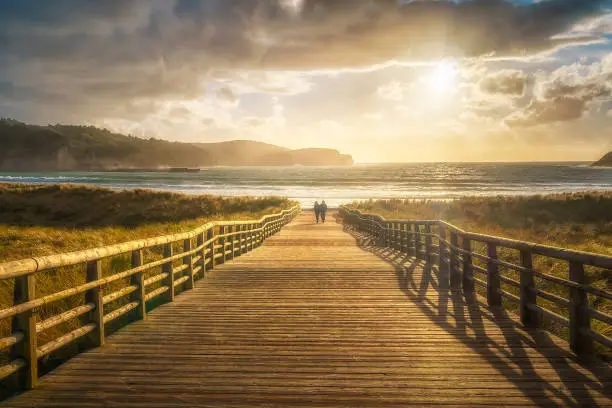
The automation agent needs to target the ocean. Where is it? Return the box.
[1,162,611,207]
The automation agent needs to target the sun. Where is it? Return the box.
[429,61,458,93]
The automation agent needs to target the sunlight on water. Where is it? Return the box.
[1,163,611,208]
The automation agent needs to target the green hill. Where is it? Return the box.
[0,120,354,170]
[593,151,612,167]
[0,120,214,171]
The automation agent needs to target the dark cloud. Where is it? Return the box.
[479,70,529,96]
[0,0,610,122]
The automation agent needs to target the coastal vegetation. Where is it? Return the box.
[348,193,612,357]
[0,119,353,170]
[350,193,612,256]
[0,183,294,261]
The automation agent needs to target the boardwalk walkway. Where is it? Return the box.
[3,212,610,407]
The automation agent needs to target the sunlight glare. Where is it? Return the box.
[429,61,458,93]
[279,0,305,17]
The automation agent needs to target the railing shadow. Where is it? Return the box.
[344,224,611,407]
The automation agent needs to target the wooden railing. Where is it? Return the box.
[0,205,300,389]
[340,206,612,358]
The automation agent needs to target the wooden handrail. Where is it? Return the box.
[339,206,612,359]
[0,204,300,389]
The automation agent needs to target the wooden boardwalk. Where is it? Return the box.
[3,212,610,407]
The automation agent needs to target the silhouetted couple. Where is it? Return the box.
[314,200,327,224]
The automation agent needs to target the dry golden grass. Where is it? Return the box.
[348,193,611,359]
[0,183,294,261]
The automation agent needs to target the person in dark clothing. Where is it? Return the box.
[314,201,321,223]
[320,200,328,223]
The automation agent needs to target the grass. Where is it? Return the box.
[0,183,295,385]
[0,183,294,261]
[347,193,612,359]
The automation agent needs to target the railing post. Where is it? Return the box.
[253,223,260,247]
[162,243,175,302]
[219,226,226,264]
[197,232,205,278]
[248,223,254,251]
[183,238,194,290]
[393,223,399,250]
[85,260,104,347]
[228,225,235,260]
[424,224,432,265]
[131,249,146,320]
[569,261,593,356]
[11,274,37,389]
[438,226,449,289]
[400,223,407,253]
[462,237,474,295]
[407,224,414,257]
[415,223,422,260]
[258,223,263,247]
[450,232,460,290]
[207,228,215,270]
[486,242,501,307]
[235,224,242,254]
[519,250,538,328]
[244,224,249,252]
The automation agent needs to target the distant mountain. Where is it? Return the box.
[194,140,289,166]
[194,142,353,166]
[593,151,612,167]
[253,148,354,166]
[0,120,353,170]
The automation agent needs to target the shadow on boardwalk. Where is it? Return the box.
[344,224,611,408]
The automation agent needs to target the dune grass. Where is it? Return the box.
[348,193,612,358]
[0,183,295,383]
[0,183,294,261]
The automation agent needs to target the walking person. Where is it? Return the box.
[314,201,321,224]
[320,200,328,223]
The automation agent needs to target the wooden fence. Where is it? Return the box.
[340,206,612,358]
[0,205,300,389]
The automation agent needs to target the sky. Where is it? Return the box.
[1,0,612,163]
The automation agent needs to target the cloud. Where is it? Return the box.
[216,86,239,107]
[377,80,413,101]
[227,71,313,95]
[505,55,612,127]
[0,1,609,115]
[479,69,529,96]
[505,96,590,127]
